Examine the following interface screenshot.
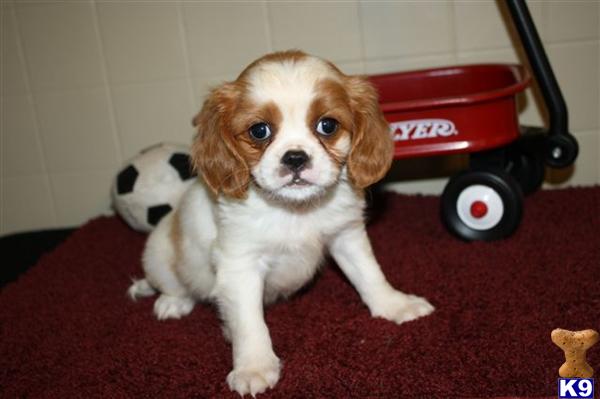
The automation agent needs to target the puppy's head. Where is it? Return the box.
[192,50,393,202]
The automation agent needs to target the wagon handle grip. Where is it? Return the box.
[504,0,578,168]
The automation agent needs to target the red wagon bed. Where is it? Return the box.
[370,64,530,159]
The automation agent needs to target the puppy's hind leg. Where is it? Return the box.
[145,254,196,321]
[127,278,157,300]
[139,214,196,320]
[127,271,195,321]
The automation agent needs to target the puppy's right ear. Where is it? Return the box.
[191,83,250,199]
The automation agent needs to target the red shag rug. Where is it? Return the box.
[1,187,599,398]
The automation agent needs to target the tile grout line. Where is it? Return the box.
[175,0,199,127]
[262,0,274,53]
[90,0,125,167]
[364,51,457,65]
[449,0,459,65]
[9,0,60,228]
[544,37,600,48]
[354,0,367,74]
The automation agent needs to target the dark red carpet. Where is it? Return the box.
[1,187,599,398]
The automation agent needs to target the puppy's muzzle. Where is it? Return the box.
[281,150,309,172]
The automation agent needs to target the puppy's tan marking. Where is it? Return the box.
[169,208,186,283]
[232,101,284,167]
[237,50,308,81]
[191,82,250,199]
[306,79,354,165]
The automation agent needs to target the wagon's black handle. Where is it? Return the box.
[504,0,578,168]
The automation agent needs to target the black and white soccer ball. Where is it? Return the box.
[111,143,196,233]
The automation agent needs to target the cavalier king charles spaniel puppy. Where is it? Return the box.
[129,50,434,396]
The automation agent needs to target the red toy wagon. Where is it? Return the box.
[369,0,578,241]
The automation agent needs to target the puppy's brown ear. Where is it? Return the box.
[345,76,394,189]
[191,83,250,199]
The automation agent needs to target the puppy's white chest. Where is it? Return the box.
[261,241,324,302]
[216,182,363,301]
[252,215,326,300]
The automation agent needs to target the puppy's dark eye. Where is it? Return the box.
[316,118,339,136]
[249,122,271,141]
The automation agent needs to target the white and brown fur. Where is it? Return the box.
[128,51,434,397]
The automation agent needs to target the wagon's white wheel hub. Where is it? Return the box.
[456,185,504,230]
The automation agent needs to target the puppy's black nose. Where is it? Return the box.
[281,150,309,171]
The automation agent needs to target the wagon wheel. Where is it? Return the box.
[545,133,579,169]
[505,138,545,195]
[441,169,523,241]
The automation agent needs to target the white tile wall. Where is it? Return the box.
[111,79,195,160]
[15,1,105,93]
[1,0,599,234]
[1,175,56,233]
[34,87,119,173]
[96,2,188,85]
[547,41,599,132]
[364,53,456,75]
[454,1,543,52]
[269,2,363,62]
[1,95,44,176]
[1,2,28,96]
[49,169,115,227]
[182,2,271,78]
[544,0,599,42]
[360,1,454,58]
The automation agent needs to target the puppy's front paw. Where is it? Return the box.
[370,291,434,325]
[227,354,281,397]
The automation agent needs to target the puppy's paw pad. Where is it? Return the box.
[372,293,434,325]
[227,358,280,396]
[153,295,195,320]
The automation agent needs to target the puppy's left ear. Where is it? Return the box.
[345,76,394,189]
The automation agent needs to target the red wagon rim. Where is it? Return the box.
[371,64,531,113]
